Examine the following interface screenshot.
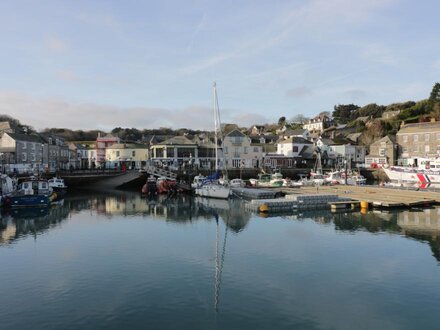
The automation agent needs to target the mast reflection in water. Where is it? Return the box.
[1,191,440,329]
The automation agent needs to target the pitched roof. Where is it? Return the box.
[107,143,149,149]
[226,129,246,137]
[278,137,313,144]
[0,122,12,131]
[5,133,44,143]
[371,135,396,145]
[284,128,306,136]
[157,135,196,146]
[397,121,440,134]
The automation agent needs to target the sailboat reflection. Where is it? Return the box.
[195,197,231,312]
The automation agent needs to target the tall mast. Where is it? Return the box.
[213,82,219,171]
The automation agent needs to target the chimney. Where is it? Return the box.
[400,120,405,128]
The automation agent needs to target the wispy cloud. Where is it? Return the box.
[0,91,264,131]
[186,13,207,53]
[56,69,79,82]
[44,35,69,52]
[180,0,398,74]
[286,86,314,98]
[74,12,121,28]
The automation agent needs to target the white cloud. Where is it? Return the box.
[0,91,264,131]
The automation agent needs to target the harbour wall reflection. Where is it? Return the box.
[1,190,440,262]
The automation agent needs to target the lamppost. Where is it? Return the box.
[41,143,44,176]
[344,159,348,185]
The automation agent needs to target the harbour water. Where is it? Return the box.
[1,190,440,329]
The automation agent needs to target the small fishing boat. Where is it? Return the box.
[249,172,284,188]
[142,175,158,196]
[48,177,68,196]
[229,178,246,188]
[10,179,56,208]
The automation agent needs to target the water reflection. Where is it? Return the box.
[2,190,440,263]
[1,202,70,245]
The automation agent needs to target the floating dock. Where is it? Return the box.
[231,187,279,200]
[245,194,351,213]
[277,185,440,209]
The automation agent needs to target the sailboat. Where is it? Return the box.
[195,82,231,199]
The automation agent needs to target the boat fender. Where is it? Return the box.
[259,204,269,213]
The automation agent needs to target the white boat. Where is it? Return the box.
[48,177,68,195]
[0,175,17,207]
[249,172,284,187]
[195,82,231,199]
[191,174,206,189]
[383,159,440,184]
[229,178,246,188]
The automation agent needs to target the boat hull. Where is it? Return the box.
[383,167,440,183]
[11,195,50,208]
[195,184,230,199]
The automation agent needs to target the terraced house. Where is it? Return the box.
[0,132,44,173]
[396,120,440,165]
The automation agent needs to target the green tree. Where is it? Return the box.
[278,116,286,126]
[332,104,359,124]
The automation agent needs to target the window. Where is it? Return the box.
[132,151,136,157]
[292,146,299,152]
[414,145,419,152]
[32,143,36,150]
[116,151,120,157]
[403,135,408,142]
[413,135,418,142]
[425,145,430,153]
[22,142,26,149]
[379,148,386,156]
[22,153,27,162]
[253,147,259,152]
[425,134,430,142]
[244,147,248,154]
[224,146,228,154]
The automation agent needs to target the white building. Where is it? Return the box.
[277,137,313,157]
[328,144,366,168]
[222,130,263,168]
[303,114,333,133]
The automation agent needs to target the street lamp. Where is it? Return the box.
[41,143,44,176]
[344,159,348,185]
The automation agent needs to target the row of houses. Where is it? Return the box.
[365,120,440,167]
[0,121,366,174]
[2,114,436,175]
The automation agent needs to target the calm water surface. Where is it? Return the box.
[1,190,440,330]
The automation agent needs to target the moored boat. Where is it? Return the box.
[249,172,284,188]
[48,177,68,196]
[10,179,56,208]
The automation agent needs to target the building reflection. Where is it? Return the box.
[2,189,440,263]
[397,209,440,261]
[0,201,70,245]
[286,208,440,262]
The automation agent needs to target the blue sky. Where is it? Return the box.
[0,0,439,131]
